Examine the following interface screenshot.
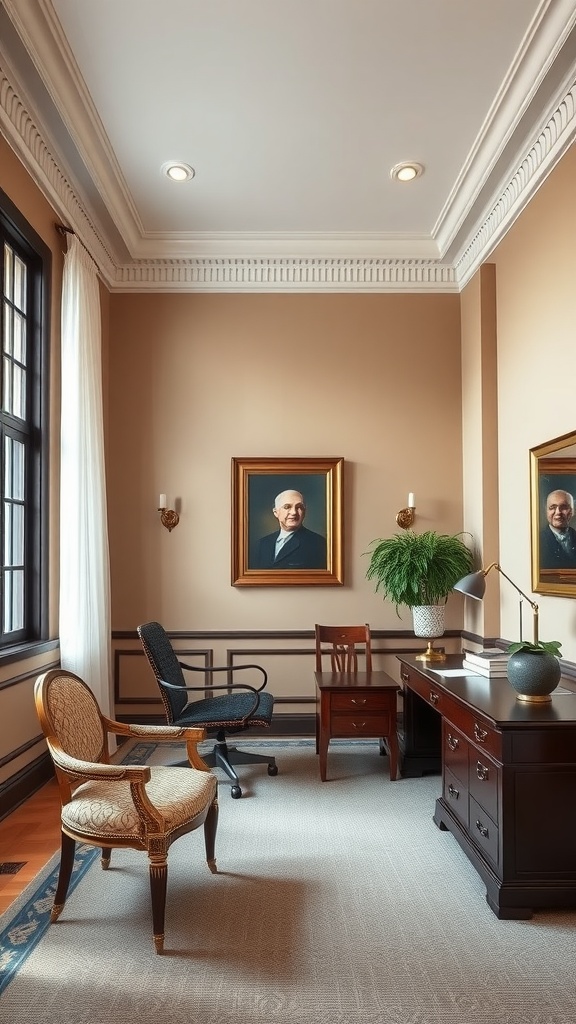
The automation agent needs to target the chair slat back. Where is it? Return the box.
[137,621,189,723]
[314,624,372,672]
[34,670,106,764]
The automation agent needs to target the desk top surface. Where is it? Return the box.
[314,670,399,691]
[399,654,576,727]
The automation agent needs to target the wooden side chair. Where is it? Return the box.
[34,668,219,953]
[314,623,399,781]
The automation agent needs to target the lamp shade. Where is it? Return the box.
[453,570,487,601]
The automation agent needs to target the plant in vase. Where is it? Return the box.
[365,529,474,660]
[505,638,562,702]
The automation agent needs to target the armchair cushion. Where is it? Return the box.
[62,765,217,840]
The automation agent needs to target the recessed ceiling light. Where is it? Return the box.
[162,162,195,182]
[390,162,424,182]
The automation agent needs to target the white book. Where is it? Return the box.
[462,659,508,677]
[463,648,509,666]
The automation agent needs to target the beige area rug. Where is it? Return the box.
[2,739,576,1024]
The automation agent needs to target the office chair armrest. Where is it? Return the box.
[179,661,268,692]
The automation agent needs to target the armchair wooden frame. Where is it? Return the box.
[34,669,219,953]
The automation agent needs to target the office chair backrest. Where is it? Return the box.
[315,624,372,672]
[137,621,189,723]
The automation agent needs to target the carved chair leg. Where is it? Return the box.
[204,795,218,873]
[149,856,168,954]
[52,831,76,921]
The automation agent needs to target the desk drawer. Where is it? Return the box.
[469,750,499,824]
[443,722,468,785]
[442,696,502,760]
[331,692,396,712]
[444,766,469,828]
[331,712,392,738]
[469,795,499,868]
[399,665,443,713]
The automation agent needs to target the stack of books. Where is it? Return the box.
[462,648,509,677]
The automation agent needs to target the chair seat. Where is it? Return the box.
[62,765,217,841]
[175,689,275,730]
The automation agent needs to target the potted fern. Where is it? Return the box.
[365,530,474,659]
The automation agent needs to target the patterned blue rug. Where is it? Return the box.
[0,738,332,993]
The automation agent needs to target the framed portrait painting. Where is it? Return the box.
[530,430,576,597]
[231,457,344,586]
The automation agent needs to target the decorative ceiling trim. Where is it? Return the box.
[1,50,575,293]
[112,257,458,293]
[455,77,576,288]
[0,61,116,282]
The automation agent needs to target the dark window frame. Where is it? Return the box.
[0,186,50,654]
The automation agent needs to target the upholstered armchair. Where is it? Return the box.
[34,668,219,953]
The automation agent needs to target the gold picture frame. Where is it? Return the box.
[530,430,576,597]
[231,457,344,586]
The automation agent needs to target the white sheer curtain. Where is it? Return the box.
[59,234,111,716]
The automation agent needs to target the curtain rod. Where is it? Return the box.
[55,223,99,269]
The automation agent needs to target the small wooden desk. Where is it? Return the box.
[315,670,400,781]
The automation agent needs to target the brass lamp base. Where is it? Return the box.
[415,641,446,662]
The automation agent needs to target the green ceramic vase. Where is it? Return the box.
[506,651,561,703]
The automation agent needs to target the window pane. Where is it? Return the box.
[3,303,12,355]
[13,255,26,312]
[3,243,12,299]
[4,436,12,497]
[11,505,24,564]
[3,570,24,633]
[13,310,25,364]
[12,364,25,419]
[13,440,24,499]
[3,503,11,564]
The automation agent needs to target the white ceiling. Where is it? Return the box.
[1,0,576,291]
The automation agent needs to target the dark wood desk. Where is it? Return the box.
[315,670,400,782]
[398,653,576,919]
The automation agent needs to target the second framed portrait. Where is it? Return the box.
[530,430,576,597]
[231,457,344,586]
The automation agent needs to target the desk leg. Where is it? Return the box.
[387,726,399,781]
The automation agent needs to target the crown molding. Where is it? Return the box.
[0,10,575,293]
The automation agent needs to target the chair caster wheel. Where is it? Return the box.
[230,785,242,799]
[267,764,278,776]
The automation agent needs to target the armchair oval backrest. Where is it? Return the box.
[35,670,106,764]
[137,621,189,722]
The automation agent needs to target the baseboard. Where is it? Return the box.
[0,753,54,822]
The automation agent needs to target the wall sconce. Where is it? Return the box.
[396,493,416,530]
[158,494,180,533]
[453,561,539,644]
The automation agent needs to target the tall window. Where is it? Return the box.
[0,189,49,651]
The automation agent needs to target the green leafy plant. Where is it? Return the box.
[507,639,562,656]
[365,529,474,612]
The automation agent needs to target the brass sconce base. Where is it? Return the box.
[396,507,416,529]
[158,507,180,532]
[415,641,446,662]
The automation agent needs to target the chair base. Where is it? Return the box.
[202,740,278,797]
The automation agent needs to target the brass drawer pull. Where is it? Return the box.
[429,691,439,706]
[351,698,367,705]
[475,819,489,839]
[447,733,459,751]
[474,723,488,743]
[352,721,367,729]
[476,760,489,781]
[448,783,459,799]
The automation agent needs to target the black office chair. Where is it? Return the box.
[137,621,277,798]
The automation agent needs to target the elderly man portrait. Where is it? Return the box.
[540,488,576,569]
[253,488,327,569]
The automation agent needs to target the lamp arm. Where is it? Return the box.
[489,563,539,644]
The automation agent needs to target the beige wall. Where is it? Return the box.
[2,122,576,788]
[107,291,464,634]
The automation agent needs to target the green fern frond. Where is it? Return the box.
[365,530,474,612]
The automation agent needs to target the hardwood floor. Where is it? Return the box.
[0,778,62,914]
